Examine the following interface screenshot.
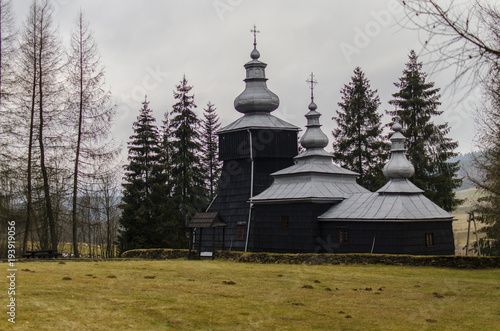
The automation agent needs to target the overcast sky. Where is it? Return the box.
[12,0,478,156]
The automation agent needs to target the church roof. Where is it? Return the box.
[318,192,453,221]
[249,173,368,203]
[272,150,358,176]
[251,75,369,203]
[319,121,453,222]
[218,112,299,134]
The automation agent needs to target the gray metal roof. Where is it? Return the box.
[376,178,424,194]
[251,96,368,204]
[218,112,299,134]
[273,153,359,177]
[318,122,453,222]
[318,192,453,221]
[251,173,368,203]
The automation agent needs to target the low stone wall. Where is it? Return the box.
[216,251,500,269]
[122,249,500,269]
[122,248,194,260]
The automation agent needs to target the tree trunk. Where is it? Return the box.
[71,19,84,258]
[37,19,58,252]
[22,22,38,255]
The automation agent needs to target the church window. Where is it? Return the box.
[236,224,246,241]
[338,228,349,245]
[426,233,435,247]
[281,216,289,231]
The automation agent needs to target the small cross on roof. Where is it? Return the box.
[250,24,260,46]
[306,72,318,102]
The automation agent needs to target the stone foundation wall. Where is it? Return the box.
[121,249,500,269]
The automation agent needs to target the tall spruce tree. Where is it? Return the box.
[201,101,221,199]
[155,108,187,248]
[159,110,173,196]
[388,50,462,212]
[332,67,389,191]
[118,97,163,252]
[169,75,206,245]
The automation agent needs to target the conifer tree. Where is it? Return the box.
[169,75,206,245]
[155,109,187,248]
[201,101,221,199]
[389,50,462,211]
[118,97,163,252]
[16,0,65,252]
[159,110,173,196]
[332,67,389,191]
[66,10,117,258]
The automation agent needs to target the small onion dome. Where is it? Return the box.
[308,101,318,111]
[300,101,329,149]
[382,121,415,179]
[250,47,260,60]
[234,45,280,114]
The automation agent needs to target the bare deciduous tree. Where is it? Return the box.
[398,0,500,93]
[0,0,16,106]
[66,10,116,257]
[17,0,64,252]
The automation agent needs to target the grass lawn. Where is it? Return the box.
[2,260,499,330]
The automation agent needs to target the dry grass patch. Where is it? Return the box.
[1,260,499,330]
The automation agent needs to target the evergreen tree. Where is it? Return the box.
[66,10,117,258]
[201,101,221,199]
[169,75,206,246]
[332,67,389,191]
[389,50,462,211]
[155,108,188,248]
[159,110,173,196]
[118,97,164,252]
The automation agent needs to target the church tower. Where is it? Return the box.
[206,27,300,251]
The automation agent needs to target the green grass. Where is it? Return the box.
[2,260,500,330]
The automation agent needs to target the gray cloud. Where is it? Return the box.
[12,0,477,154]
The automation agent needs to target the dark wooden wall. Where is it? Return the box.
[219,129,298,160]
[319,221,455,255]
[251,203,334,253]
[197,128,298,252]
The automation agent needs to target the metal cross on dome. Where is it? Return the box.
[250,24,260,47]
[306,72,318,102]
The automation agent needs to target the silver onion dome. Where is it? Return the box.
[233,32,279,114]
[300,101,329,149]
[382,121,415,179]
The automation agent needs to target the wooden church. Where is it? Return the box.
[194,31,455,256]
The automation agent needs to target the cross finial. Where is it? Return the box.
[306,72,318,102]
[250,24,260,47]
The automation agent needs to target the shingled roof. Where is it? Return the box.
[188,212,227,228]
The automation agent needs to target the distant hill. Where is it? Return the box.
[449,151,482,191]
